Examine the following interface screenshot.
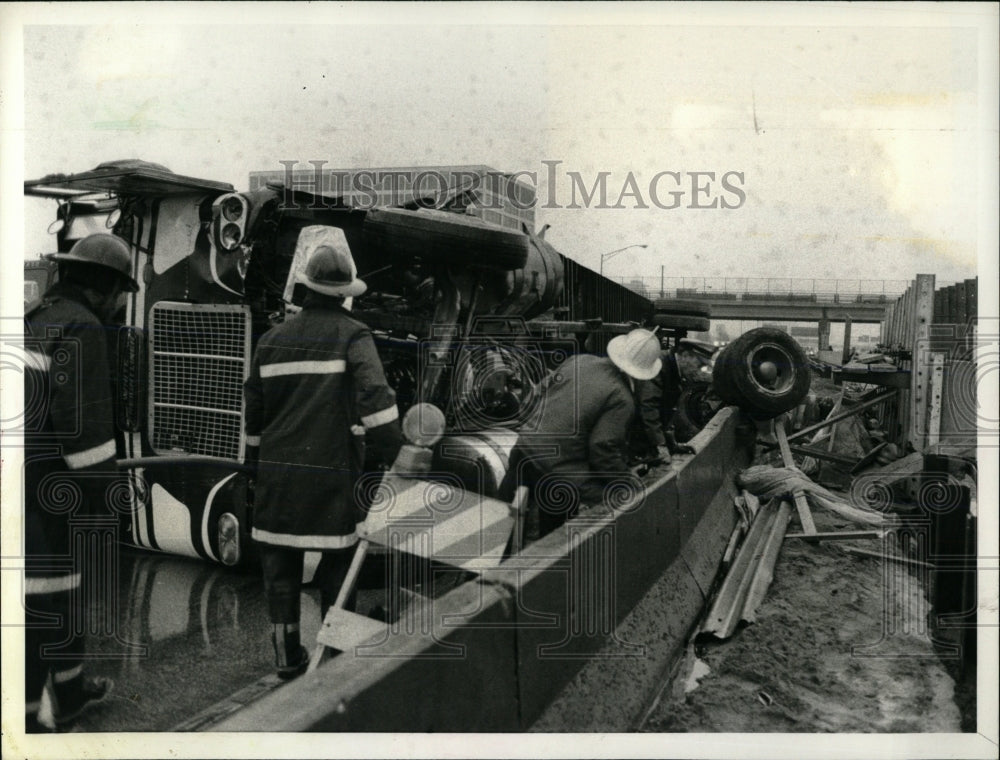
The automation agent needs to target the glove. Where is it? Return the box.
[656,445,673,464]
[664,429,696,456]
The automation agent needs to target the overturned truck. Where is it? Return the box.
[24,161,811,730]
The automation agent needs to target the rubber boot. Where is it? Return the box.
[271,623,309,680]
[38,668,114,730]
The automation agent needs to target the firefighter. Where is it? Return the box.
[501,328,662,540]
[244,235,403,680]
[23,233,138,731]
[634,339,696,464]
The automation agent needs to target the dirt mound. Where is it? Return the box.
[642,509,963,733]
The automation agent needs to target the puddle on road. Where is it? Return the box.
[72,549,323,731]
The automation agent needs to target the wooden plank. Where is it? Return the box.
[964,278,978,349]
[911,280,920,345]
[789,445,857,466]
[939,359,977,450]
[774,416,795,463]
[315,608,388,652]
[898,289,907,344]
[774,418,817,535]
[786,530,883,541]
[841,545,935,569]
[887,292,894,344]
[926,352,945,448]
[907,280,918,349]
[898,280,914,447]
[965,278,978,319]
[860,451,923,482]
[309,538,371,671]
[898,387,911,451]
[784,390,896,444]
[910,274,935,452]
[891,293,899,345]
[955,280,968,329]
[893,293,902,344]
[842,315,853,364]
[899,284,910,348]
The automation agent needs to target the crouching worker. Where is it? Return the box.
[500,329,662,542]
[243,236,402,680]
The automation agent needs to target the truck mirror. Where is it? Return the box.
[116,326,146,433]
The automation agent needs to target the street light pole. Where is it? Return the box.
[599,243,648,277]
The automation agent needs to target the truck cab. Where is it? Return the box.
[24,160,654,568]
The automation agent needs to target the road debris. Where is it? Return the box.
[737,465,886,526]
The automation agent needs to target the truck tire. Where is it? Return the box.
[652,298,711,318]
[712,327,811,418]
[363,208,530,271]
[651,313,711,332]
[672,383,715,442]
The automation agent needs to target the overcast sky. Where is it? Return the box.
[4,2,997,298]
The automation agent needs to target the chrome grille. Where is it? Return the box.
[149,302,250,460]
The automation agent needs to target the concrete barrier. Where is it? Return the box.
[209,407,751,732]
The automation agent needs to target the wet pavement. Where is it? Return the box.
[69,548,325,732]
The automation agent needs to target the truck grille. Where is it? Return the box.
[149,302,251,460]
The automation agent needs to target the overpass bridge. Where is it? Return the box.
[613,277,907,324]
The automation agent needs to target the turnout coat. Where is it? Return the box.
[23,283,119,592]
[244,293,402,550]
[516,354,636,505]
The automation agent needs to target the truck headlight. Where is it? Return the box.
[218,512,241,565]
[212,193,249,251]
[220,195,244,222]
[220,223,243,251]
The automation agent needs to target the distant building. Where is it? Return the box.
[249,164,535,232]
[625,279,649,297]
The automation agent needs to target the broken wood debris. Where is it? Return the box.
[737,465,886,527]
[773,417,817,535]
[840,545,935,569]
[785,530,884,541]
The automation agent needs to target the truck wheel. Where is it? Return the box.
[363,208,530,271]
[712,327,811,418]
[652,298,711,318]
[651,313,711,332]
[672,383,716,442]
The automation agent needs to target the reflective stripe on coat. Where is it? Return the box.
[23,283,119,574]
[244,294,402,550]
